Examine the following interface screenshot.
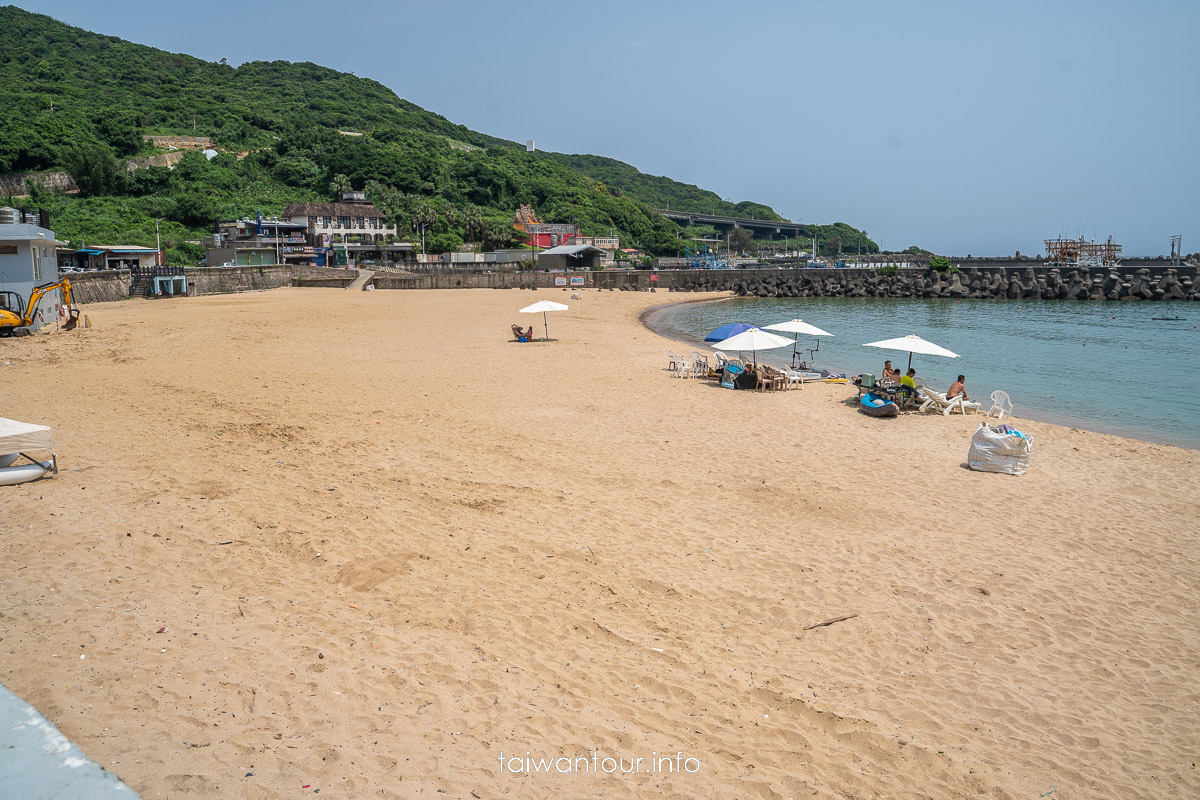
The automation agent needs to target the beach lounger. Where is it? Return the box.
[919,389,980,415]
[918,389,961,415]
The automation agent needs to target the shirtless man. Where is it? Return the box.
[947,375,970,401]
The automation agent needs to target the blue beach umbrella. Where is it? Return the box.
[704,322,760,342]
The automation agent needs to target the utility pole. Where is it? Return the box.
[155,217,163,266]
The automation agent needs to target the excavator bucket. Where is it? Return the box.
[62,308,80,331]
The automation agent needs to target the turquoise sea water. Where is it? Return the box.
[648,296,1200,449]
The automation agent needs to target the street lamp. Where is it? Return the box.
[155,217,163,266]
[413,221,427,258]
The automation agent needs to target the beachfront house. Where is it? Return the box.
[204,217,312,267]
[568,234,620,259]
[0,221,66,333]
[536,244,610,272]
[67,244,159,271]
[283,192,411,267]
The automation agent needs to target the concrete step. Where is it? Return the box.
[348,269,375,291]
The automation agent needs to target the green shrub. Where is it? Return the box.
[924,255,957,277]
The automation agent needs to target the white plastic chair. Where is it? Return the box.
[987,390,1013,420]
[667,350,681,371]
[781,367,805,390]
[674,358,693,379]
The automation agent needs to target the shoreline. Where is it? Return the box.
[640,292,1197,451]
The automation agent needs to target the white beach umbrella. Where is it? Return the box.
[711,328,794,365]
[764,318,834,366]
[519,300,569,341]
[862,333,959,370]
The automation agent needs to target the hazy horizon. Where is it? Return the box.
[15,0,1199,257]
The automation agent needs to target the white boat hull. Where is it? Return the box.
[0,460,55,486]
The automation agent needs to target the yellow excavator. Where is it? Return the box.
[0,278,80,336]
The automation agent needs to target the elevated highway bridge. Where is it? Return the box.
[658,209,803,240]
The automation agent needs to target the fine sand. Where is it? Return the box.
[2,287,1198,800]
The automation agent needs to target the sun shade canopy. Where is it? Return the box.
[0,417,54,455]
[862,334,959,358]
[764,318,834,337]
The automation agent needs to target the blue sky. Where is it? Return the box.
[20,0,1199,256]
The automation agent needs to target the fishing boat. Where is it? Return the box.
[859,392,899,418]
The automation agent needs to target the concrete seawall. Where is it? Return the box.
[370,272,594,290]
[65,265,359,304]
[184,265,352,295]
[67,269,131,305]
[64,262,1200,305]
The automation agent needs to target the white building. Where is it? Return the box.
[0,223,65,333]
[283,192,398,245]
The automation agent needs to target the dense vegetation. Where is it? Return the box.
[0,5,875,262]
[542,153,785,221]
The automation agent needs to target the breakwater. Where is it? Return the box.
[597,265,1200,301]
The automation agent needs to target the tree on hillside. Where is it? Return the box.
[93,114,143,157]
[729,227,754,254]
[328,173,351,198]
[463,206,485,244]
[172,191,215,227]
[481,220,520,250]
[63,144,120,196]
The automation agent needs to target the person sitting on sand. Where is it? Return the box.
[524,326,534,340]
[947,375,970,401]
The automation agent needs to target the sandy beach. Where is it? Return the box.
[2,287,1198,800]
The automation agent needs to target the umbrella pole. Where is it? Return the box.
[543,310,549,341]
[907,352,913,371]
[792,334,799,367]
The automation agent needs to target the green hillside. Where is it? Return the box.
[543,153,785,221]
[0,5,875,262]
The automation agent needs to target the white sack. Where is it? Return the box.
[967,423,1032,476]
